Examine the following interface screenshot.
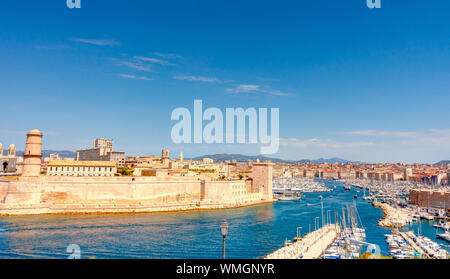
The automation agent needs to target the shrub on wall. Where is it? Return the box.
[117,167,134,176]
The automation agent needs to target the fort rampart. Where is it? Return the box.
[0,176,271,215]
[409,189,450,209]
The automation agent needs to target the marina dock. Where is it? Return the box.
[387,231,449,259]
[398,231,429,257]
[265,224,340,259]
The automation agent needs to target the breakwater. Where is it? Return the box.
[373,202,410,228]
[265,224,340,259]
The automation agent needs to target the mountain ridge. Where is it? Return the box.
[13,150,448,165]
[190,154,362,164]
[16,150,75,158]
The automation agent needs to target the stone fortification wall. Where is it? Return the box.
[0,176,272,215]
[409,189,450,209]
[2,176,202,205]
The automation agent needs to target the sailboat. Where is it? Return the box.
[363,188,370,200]
[436,230,450,243]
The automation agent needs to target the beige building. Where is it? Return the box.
[251,162,273,200]
[404,167,413,181]
[179,152,184,162]
[161,149,170,165]
[201,180,263,205]
[47,161,117,177]
[1,143,18,173]
[169,161,189,170]
[321,171,338,180]
[94,138,113,152]
[76,138,125,167]
[202,158,214,164]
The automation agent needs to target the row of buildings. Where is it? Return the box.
[3,135,450,187]
[75,138,126,167]
[273,162,450,186]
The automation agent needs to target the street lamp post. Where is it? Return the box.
[220,219,229,259]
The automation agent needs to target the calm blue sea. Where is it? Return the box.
[0,181,446,259]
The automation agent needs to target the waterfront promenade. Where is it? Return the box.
[265,224,340,259]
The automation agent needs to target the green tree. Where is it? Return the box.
[117,167,134,176]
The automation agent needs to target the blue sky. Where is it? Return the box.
[0,0,449,163]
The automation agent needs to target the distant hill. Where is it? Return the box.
[295,157,362,164]
[190,154,284,163]
[17,150,75,159]
[13,150,361,164]
[435,160,450,166]
[190,154,360,164]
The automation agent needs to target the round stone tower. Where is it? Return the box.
[22,129,43,177]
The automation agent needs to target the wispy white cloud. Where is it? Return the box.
[338,129,450,147]
[226,84,295,97]
[227,84,260,93]
[281,138,375,149]
[134,56,176,66]
[174,75,219,83]
[338,130,418,137]
[107,57,154,72]
[71,38,120,46]
[399,129,450,146]
[35,44,71,50]
[277,130,450,163]
[121,61,153,72]
[119,74,153,81]
[265,90,294,97]
[154,52,182,60]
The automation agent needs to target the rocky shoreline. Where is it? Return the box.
[373,202,409,228]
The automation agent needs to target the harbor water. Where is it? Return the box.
[0,181,445,259]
